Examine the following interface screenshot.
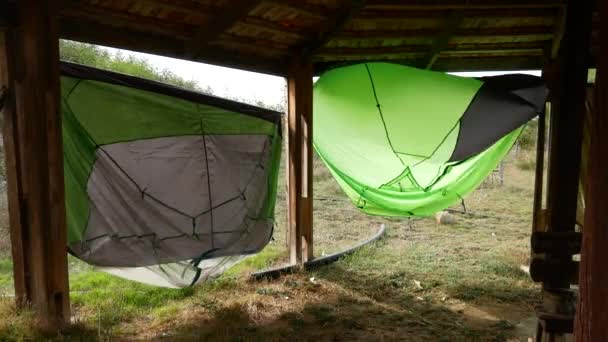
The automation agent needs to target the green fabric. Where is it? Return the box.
[61,77,281,244]
[313,63,521,217]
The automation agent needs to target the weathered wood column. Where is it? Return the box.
[574,0,608,339]
[530,1,592,340]
[286,57,313,264]
[0,0,70,332]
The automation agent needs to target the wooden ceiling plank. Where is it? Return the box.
[302,0,367,58]
[136,0,216,14]
[264,0,334,19]
[318,41,547,56]
[241,17,309,38]
[185,0,262,58]
[365,0,566,10]
[59,19,286,75]
[356,7,561,19]
[334,26,555,40]
[60,5,193,39]
[314,55,544,74]
[424,11,463,69]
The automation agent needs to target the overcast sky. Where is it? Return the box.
[102,45,541,108]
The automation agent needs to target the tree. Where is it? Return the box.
[59,40,211,93]
[59,40,286,111]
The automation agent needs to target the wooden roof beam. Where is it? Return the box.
[423,11,463,69]
[301,0,367,58]
[59,19,286,75]
[136,0,216,14]
[550,5,567,59]
[264,0,331,19]
[60,5,194,39]
[314,55,544,74]
[334,26,555,40]
[365,0,566,10]
[318,41,546,56]
[185,0,262,58]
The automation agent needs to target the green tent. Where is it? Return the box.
[313,63,546,217]
[61,63,282,287]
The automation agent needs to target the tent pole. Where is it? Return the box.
[574,0,608,339]
[0,0,70,333]
[286,57,313,265]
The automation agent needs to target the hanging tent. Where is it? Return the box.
[61,62,282,287]
[313,63,547,217]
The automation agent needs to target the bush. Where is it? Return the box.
[517,120,538,151]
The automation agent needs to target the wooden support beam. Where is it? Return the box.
[0,0,70,333]
[185,0,262,58]
[287,58,313,265]
[545,0,592,237]
[424,11,463,69]
[574,0,608,339]
[534,1,591,340]
[531,107,546,233]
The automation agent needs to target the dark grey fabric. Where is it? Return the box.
[69,135,274,267]
[449,75,547,162]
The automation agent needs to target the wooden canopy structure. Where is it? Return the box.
[0,0,599,75]
[0,0,606,341]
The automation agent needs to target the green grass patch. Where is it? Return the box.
[70,270,194,334]
[0,258,13,291]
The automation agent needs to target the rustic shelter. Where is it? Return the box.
[0,1,605,341]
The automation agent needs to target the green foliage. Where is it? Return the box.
[59,40,287,111]
[60,40,211,93]
[517,119,538,151]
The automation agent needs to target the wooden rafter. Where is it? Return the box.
[356,7,560,19]
[302,0,367,57]
[334,26,554,40]
[423,11,463,69]
[60,5,194,39]
[242,17,314,39]
[136,0,216,14]
[264,0,330,19]
[185,0,262,58]
[550,5,567,59]
[317,41,545,57]
[365,0,566,10]
[59,19,286,75]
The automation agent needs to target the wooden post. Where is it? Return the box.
[287,57,313,265]
[531,108,546,232]
[545,0,592,238]
[533,1,591,341]
[0,0,70,332]
[574,0,608,339]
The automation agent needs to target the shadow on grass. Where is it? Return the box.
[143,264,524,341]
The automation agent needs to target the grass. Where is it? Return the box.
[0,148,541,341]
